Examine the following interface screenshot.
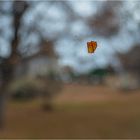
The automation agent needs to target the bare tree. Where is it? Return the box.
[0,1,29,128]
[0,1,62,128]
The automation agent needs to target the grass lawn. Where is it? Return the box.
[0,84,140,138]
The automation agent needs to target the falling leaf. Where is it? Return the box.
[87,41,97,53]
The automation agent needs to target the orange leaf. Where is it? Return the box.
[87,41,97,53]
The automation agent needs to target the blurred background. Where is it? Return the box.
[0,0,140,138]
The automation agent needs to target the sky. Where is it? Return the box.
[0,1,140,73]
[53,1,140,73]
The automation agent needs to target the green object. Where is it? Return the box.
[89,68,108,77]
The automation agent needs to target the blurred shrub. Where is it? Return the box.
[8,74,63,102]
[8,77,40,101]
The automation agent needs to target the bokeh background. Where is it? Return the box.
[0,0,140,138]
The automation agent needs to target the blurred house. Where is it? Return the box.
[11,40,63,101]
[59,65,75,83]
[15,40,60,77]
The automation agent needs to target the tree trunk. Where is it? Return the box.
[41,88,53,112]
[0,94,5,129]
[0,85,7,129]
[0,60,14,129]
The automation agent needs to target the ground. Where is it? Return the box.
[0,83,140,138]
